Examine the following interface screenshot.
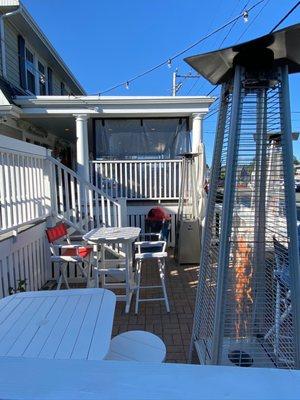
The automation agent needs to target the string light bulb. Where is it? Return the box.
[167,59,172,68]
[125,81,129,90]
[243,10,249,22]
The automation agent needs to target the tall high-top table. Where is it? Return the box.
[0,288,116,361]
[83,227,141,313]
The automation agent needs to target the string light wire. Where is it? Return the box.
[98,0,265,95]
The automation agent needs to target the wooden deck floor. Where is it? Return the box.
[58,252,199,363]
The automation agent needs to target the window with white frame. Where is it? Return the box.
[25,48,35,94]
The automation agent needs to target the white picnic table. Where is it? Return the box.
[0,288,116,361]
[83,227,141,313]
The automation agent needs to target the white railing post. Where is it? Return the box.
[44,150,56,227]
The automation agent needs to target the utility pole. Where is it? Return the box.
[171,70,200,96]
[172,71,177,96]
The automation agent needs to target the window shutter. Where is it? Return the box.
[60,82,65,95]
[18,35,26,89]
[47,67,53,95]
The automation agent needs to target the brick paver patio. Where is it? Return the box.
[56,251,199,363]
[112,252,198,363]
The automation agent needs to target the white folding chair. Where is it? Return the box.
[46,222,93,289]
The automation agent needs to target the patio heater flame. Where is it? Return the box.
[185,24,300,369]
[233,237,253,339]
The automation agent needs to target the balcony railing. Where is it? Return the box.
[90,159,184,200]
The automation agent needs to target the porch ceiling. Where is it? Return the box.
[22,116,77,141]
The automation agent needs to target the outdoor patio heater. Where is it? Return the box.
[175,153,201,264]
[185,24,300,369]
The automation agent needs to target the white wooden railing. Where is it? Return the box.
[0,136,121,234]
[0,136,51,233]
[50,157,121,232]
[0,222,50,297]
[90,159,183,200]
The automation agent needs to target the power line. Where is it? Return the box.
[185,0,248,95]
[188,0,264,97]
[236,0,271,41]
[204,1,300,122]
[270,1,300,33]
[98,0,265,95]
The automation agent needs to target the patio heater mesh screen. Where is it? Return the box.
[189,57,300,368]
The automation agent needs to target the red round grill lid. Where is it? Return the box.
[146,207,171,221]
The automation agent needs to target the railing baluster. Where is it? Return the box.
[0,152,7,229]
[144,162,147,199]
[129,162,133,199]
[173,161,176,199]
[88,187,94,229]
[70,175,76,222]
[107,199,112,226]
[133,162,139,199]
[63,167,70,221]
[104,162,108,196]
[76,176,82,229]
[57,164,64,216]
[168,161,171,199]
[10,154,18,226]
[119,162,122,197]
[159,162,162,200]
[101,194,105,226]
[4,153,12,228]
[114,162,118,198]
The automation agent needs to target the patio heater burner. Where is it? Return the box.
[185,24,300,369]
[228,350,253,367]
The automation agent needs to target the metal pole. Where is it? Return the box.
[188,82,229,363]
[172,71,177,96]
[211,65,243,365]
[279,65,300,369]
[252,89,268,335]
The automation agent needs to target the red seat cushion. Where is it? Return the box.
[61,246,92,259]
[46,223,68,243]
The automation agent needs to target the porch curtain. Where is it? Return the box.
[94,118,191,159]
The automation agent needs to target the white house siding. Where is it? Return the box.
[52,72,61,95]
[52,72,72,95]
[2,20,73,95]
[4,20,20,88]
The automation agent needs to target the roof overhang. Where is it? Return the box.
[10,95,215,142]
[13,95,215,118]
[1,1,86,95]
[185,23,300,85]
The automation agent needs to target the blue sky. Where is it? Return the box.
[23,0,300,164]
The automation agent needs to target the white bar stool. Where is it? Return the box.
[134,240,170,314]
[105,330,166,362]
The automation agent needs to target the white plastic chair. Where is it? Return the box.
[134,240,170,314]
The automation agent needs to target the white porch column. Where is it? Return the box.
[191,113,203,153]
[74,114,89,181]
